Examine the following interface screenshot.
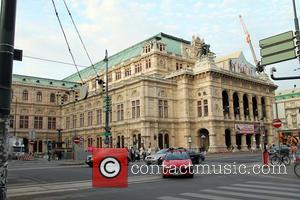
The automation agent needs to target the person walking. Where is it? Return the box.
[130,147,135,162]
[147,146,152,156]
[139,146,145,161]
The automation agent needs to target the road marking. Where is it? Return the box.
[8,175,162,197]
[246,181,300,188]
[219,186,300,198]
[9,165,85,171]
[157,196,189,200]
[181,192,242,200]
[201,189,298,200]
[232,183,300,192]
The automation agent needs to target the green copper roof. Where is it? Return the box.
[63,32,190,82]
[12,74,80,89]
[275,90,300,101]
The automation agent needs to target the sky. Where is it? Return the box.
[11,0,300,90]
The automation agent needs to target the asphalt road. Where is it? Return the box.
[7,152,300,200]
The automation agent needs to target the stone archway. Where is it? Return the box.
[199,129,209,152]
[158,131,169,149]
[225,129,231,149]
[158,133,163,149]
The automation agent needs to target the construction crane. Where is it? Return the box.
[239,15,259,66]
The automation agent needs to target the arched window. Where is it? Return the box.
[22,90,28,101]
[36,91,42,102]
[50,93,56,103]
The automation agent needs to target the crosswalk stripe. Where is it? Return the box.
[219,186,300,198]
[201,189,298,200]
[157,196,189,200]
[232,183,299,192]
[180,192,242,200]
[246,181,300,188]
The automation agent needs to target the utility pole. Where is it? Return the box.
[103,50,111,146]
[292,0,300,64]
[0,0,17,199]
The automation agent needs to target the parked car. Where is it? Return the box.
[175,148,205,164]
[145,149,169,165]
[186,150,205,164]
[162,150,194,178]
[85,154,131,167]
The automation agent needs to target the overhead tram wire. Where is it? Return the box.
[23,55,89,68]
[62,0,99,78]
[51,0,84,84]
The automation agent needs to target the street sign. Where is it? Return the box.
[259,31,298,66]
[101,132,111,137]
[272,118,282,129]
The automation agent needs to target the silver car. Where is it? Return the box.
[145,149,169,165]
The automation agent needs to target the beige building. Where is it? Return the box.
[10,33,277,153]
[274,87,300,137]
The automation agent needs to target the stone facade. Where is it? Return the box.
[9,33,277,153]
[274,87,300,138]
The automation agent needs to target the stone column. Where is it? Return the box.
[249,94,254,122]
[228,90,234,119]
[238,93,244,121]
[265,96,271,122]
[231,132,238,152]
[241,134,248,151]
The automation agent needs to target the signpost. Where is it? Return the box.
[272,118,282,129]
[272,118,282,166]
[259,31,298,66]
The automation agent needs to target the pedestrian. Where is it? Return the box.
[147,146,152,156]
[291,144,297,162]
[130,147,135,162]
[47,150,51,162]
[139,146,145,160]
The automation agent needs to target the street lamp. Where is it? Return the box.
[201,135,206,152]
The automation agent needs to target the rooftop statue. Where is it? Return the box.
[191,35,213,59]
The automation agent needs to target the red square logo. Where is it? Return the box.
[92,148,128,188]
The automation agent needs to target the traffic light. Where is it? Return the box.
[103,96,112,112]
[75,90,79,101]
[61,95,65,105]
[97,78,105,93]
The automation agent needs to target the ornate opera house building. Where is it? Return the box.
[9,33,277,153]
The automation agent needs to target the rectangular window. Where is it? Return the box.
[125,67,131,77]
[197,101,202,117]
[136,100,140,118]
[9,115,14,129]
[117,104,124,121]
[34,116,43,129]
[146,59,151,69]
[204,99,208,116]
[48,117,56,130]
[164,100,168,118]
[108,73,112,83]
[72,115,77,128]
[115,71,121,80]
[96,109,102,125]
[66,116,70,129]
[135,63,142,73]
[88,111,93,126]
[132,101,136,118]
[109,110,112,122]
[159,100,164,118]
[80,113,84,127]
[19,115,29,129]
[132,100,140,118]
